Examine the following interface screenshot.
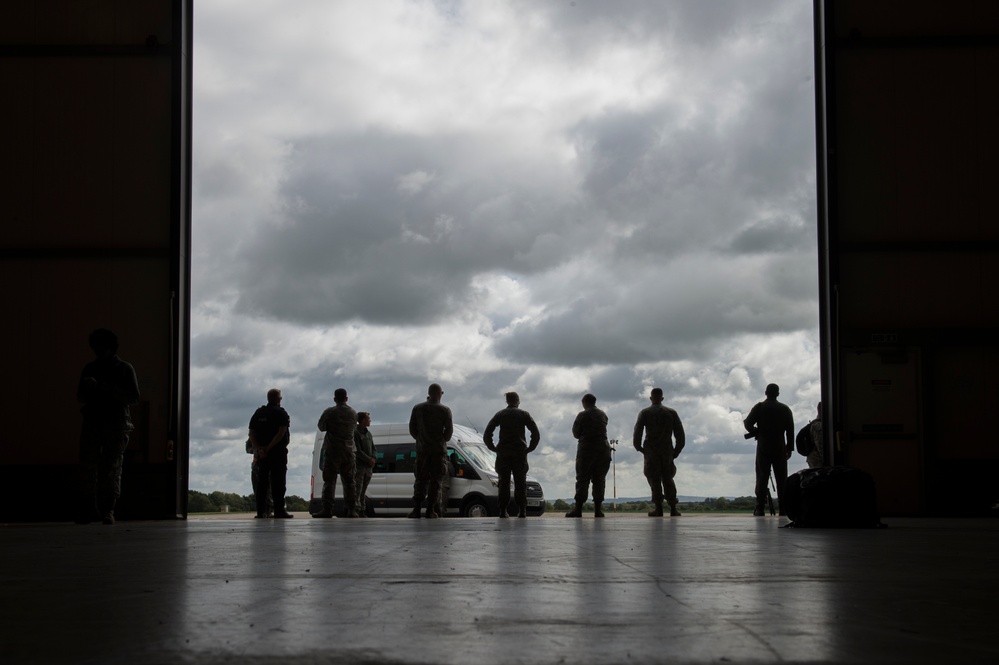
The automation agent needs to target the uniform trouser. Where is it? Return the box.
[573,443,612,506]
[255,450,288,516]
[643,446,678,506]
[413,448,447,510]
[250,459,274,514]
[440,476,451,513]
[321,441,357,511]
[79,424,130,515]
[354,465,372,513]
[495,448,529,511]
[755,442,788,511]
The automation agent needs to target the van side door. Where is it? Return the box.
[381,442,417,514]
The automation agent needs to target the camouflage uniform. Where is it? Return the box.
[440,455,455,515]
[77,352,140,523]
[570,406,612,510]
[633,403,685,514]
[409,398,453,517]
[744,396,794,514]
[484,406,540,516]
[317,403,358,516]
[353,423,375,515]
[806,418,825,469]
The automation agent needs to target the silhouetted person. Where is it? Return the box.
[249,388,293,518]
[566,393,612,518]
[744,383,794,516]
[314,388,358,518]
[247,438,274,516]
[353,411,375,517]
[633,387,685,517]
[408,383,453,519]
[806,401,825,469]
[76,329,140,524]
[484,391,541,518]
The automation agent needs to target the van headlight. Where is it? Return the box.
[486,473,500,487]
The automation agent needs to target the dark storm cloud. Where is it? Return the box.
[588,365,646,403]
[231,130,584,326]
[531,0,778,54]
[190,330,264,368]
[728,216,814,254]
[494,249,818,367]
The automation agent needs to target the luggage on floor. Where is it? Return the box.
[783,465,884,528]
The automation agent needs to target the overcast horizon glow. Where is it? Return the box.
[191,1,819,503]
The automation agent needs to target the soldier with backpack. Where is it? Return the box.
[794,401,825,469]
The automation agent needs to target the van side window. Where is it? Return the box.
[373,447,386,473]
[388,444,416,474]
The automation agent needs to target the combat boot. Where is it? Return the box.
[499,507,509,518]
[425,508,440,519]
[407,501,422,518]
[312,503,335,518]
[648,501,664,517]
[98,494,117,525]
[518,508,527,518]
[669,504,681,517]
[565,504,583,518]
[594,503,605,518]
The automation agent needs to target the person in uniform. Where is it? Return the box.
[76,328,140,525]
[248,388,294,518]
[314,388,358,518]
[566,393,612,518]
[408,383,453,519]
[806,401,825,469]
[633,387,685,517]
[249,453,274,517]
[353,411,375,517]
[483,392,541,518]
[744,383,795,516]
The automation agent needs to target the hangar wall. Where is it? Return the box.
[817,0,999,515]
[0,1,191,520]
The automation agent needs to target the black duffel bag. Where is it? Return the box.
[783,466,884,528]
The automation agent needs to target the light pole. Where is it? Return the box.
[609,439,618,513]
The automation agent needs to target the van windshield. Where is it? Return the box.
[457,443,496,472]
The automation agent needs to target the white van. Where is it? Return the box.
[308,423,546,517]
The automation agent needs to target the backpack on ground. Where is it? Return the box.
[783,465,884,528]
[795,421,814,456]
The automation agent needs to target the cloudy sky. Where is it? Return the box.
[191,0,819,503]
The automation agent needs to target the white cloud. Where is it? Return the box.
[396,169,437,195]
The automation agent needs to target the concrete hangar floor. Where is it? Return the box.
[2,514,997,664]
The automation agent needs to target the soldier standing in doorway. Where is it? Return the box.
[633,387,685,517]
[566,393,612,518]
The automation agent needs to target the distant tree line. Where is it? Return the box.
[188,490,308,513]
[190,492,761,515]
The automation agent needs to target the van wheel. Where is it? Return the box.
[463,499,489,518]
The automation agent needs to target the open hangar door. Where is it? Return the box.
[815,0,999,515]
[0,1,192,521]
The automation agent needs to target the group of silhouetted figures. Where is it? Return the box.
[73,328,820,524]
